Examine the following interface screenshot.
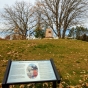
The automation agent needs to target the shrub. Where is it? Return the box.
[86,36,88,42]
[82,34,87,41]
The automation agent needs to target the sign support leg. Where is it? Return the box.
[2,84,9,88]
[53,81,56,88]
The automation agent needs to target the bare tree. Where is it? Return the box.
[38,0,88,38]
[32,1,47,30]
[1,1,34,39]
[62,0,88,38]
[33,1,42,30]
[39,0,61,37]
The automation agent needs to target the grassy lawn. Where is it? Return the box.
[0,39,88,87]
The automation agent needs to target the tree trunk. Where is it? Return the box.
[56,16,61,38]
[62,29,66,39]
[58,30,61,38]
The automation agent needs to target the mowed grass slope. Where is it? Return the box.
[0,39,88,86]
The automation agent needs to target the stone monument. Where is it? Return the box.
[45,28,53,38]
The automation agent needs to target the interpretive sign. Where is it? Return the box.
[2,59,61,88]
[7,60,56,83]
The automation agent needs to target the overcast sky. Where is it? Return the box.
[0,0,35,9]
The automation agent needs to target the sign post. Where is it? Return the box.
[2,59,60,88]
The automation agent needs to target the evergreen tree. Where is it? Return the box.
[34,26,45,38]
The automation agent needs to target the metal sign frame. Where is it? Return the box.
[2,59,60,88]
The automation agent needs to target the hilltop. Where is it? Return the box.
[0,39,88,87]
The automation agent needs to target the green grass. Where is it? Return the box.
[0,39,88,87]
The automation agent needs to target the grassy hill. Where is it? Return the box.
[0,39,88,87]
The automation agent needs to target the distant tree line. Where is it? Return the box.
[0,0,88,39]
[68,26,88,41]
[77,34,88,42]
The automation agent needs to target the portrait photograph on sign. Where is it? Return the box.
[27,64,38,79]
